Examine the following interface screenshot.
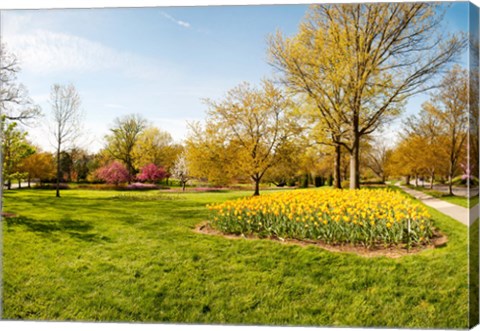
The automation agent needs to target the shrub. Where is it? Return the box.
[77,184,124,190]
[33,183,70,190]
[95,161,129,185]
[300,174,309,188]
[136,163,167,183]
[314,176,324,187]
[126,183,159,190]
[361,179,385,185]
[452,175,479,186]
[327,175,333,186]
[207,189,433,247]
[190,187,226,193]
[286,178,297,187]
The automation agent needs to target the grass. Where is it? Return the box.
[405,184,479,208]
[2,188,470,328]
[469,218,479,327]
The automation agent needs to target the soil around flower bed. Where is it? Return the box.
[195,221,448,259]
[1,212,17,218]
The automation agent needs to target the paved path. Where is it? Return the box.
[413,181,479,198]
[397,184,476,227]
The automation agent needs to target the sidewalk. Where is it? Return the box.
[397,185,476,227]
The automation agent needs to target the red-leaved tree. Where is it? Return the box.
[95,161,129,185]
[136,163,166,183]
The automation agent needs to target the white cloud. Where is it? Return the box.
[160,11,191,28]
[3,29,181,81]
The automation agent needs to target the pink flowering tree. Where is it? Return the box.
[136,163,167,183]
[95,161,130,185]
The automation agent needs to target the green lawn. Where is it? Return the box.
[405,185,479,208]
[2,188,470,328]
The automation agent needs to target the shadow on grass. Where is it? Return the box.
[5,217,110,243]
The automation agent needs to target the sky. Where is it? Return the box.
[0,1,472,153]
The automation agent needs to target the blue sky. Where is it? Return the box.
[0,2,471,152]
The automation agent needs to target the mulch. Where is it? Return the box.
[1,212,17,218]
[194,221,448,259]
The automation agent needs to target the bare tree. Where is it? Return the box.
[50,84,83,197]
[0,44,41,123]
[364,139,392,183]
[0,44,42,316]
[426,66,469,195]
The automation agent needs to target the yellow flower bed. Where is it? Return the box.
[207,189,433,247]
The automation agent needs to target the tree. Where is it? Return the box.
[136,163,167,183]
[0,44,41,249]
[186,122,240,186]
[424,66,469,195]
[2,119,35,189]
[19,151,55,187]
[263,140,304,187]
[172,152,190,191]
[105,114,147,183]
[198,80,301,196]
[400,101,450,189]
[133,127,173,167]
[364,139,393,183]
[269,3,465,189]
[469,40,479,186]
[389,136,425,186]
[49,84,83,197]
[59,151,74,182]
[0,44,41,123]
[70,147,93,182]
[95,161,129,185]
[132,126,182,184]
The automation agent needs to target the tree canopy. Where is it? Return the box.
[269,2,466,189]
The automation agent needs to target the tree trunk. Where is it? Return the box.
[349,135,360,189]
[182,181,186,192]
[253,179,260,196]
[28,177,31,188]
[415,174,418,187]
[333,143,342,189]
[7,179,11,190]
[406,175,410,186]
[448,174,454,195]
[56,144,61,198]
[430,171,435,190]
[18,179,21,189]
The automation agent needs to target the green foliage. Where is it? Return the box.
[300,174,309,188]
[314,176,324,187]
[104,114,148,178]
[327,175,333,186]
[286,178,297,187]
[452,175,479,186]
[2,119,35,186]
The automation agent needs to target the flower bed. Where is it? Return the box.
[207,189,434,247]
